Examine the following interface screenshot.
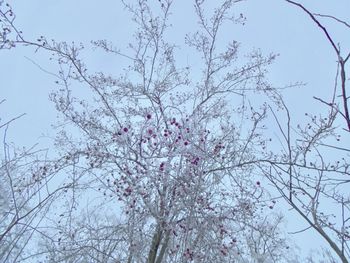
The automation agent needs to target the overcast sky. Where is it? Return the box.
[1,0,349,259]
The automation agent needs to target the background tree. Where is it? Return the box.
[0,100,72,262]
[261,1,350,262]
[0,10,79,258]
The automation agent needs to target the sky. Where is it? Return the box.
[1,0,350,260]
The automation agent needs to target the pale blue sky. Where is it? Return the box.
[1,0,349,259]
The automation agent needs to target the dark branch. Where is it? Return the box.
[313,13,350,29]
[284,0,340,55]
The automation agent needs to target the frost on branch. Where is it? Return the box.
[1,0,294,262]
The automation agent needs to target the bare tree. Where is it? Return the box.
[253,2,350,262]
[261,101,350,262]
[0,102,73,262]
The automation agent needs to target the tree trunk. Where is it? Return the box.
[147,225,163,263]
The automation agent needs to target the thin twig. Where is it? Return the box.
[0,113,26,129]
[313,13,350,29]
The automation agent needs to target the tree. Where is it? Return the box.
[260,1,350,262]
[0,100,72,262]
[1,0,297,262]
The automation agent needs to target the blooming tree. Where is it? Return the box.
[0,0,300,262]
